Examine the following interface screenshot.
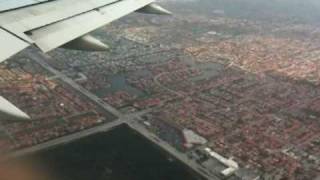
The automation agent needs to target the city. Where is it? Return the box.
[1,0,320,179]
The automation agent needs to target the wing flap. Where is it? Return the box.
[0,0,119,42]
[27,0,154,52]
[0,0,49,12]
[0,28,29,62]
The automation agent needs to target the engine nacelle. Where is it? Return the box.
[137,3,172,15]
[61,34,109,51]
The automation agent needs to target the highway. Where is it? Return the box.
[128,120,221,180]
[9,118,123,158]
[26,51,122,118]
[17,51,221,180]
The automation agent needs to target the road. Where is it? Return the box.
[20,51,221,180]
[9,51,154,158]
[128,120,221,180]
[9,119,123,158]
[26,51,122,118]
[8,107,151,157]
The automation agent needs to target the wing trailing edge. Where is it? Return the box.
[0,0,172,60]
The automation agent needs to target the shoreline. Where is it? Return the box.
[5,119,221,180]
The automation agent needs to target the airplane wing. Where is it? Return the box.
[0,0,171,62]
[0,0,171,121]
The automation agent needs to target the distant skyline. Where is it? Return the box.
[162,0,320,24]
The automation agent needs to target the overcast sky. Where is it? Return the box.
[160,0,320,24]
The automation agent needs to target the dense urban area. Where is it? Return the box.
[1,0,320,179]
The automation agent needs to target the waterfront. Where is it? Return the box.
[1,0,320,178]
[19,125,201,180]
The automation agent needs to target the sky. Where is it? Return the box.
[161,0,320,25]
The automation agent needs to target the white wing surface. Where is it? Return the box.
[0,0,171,121]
